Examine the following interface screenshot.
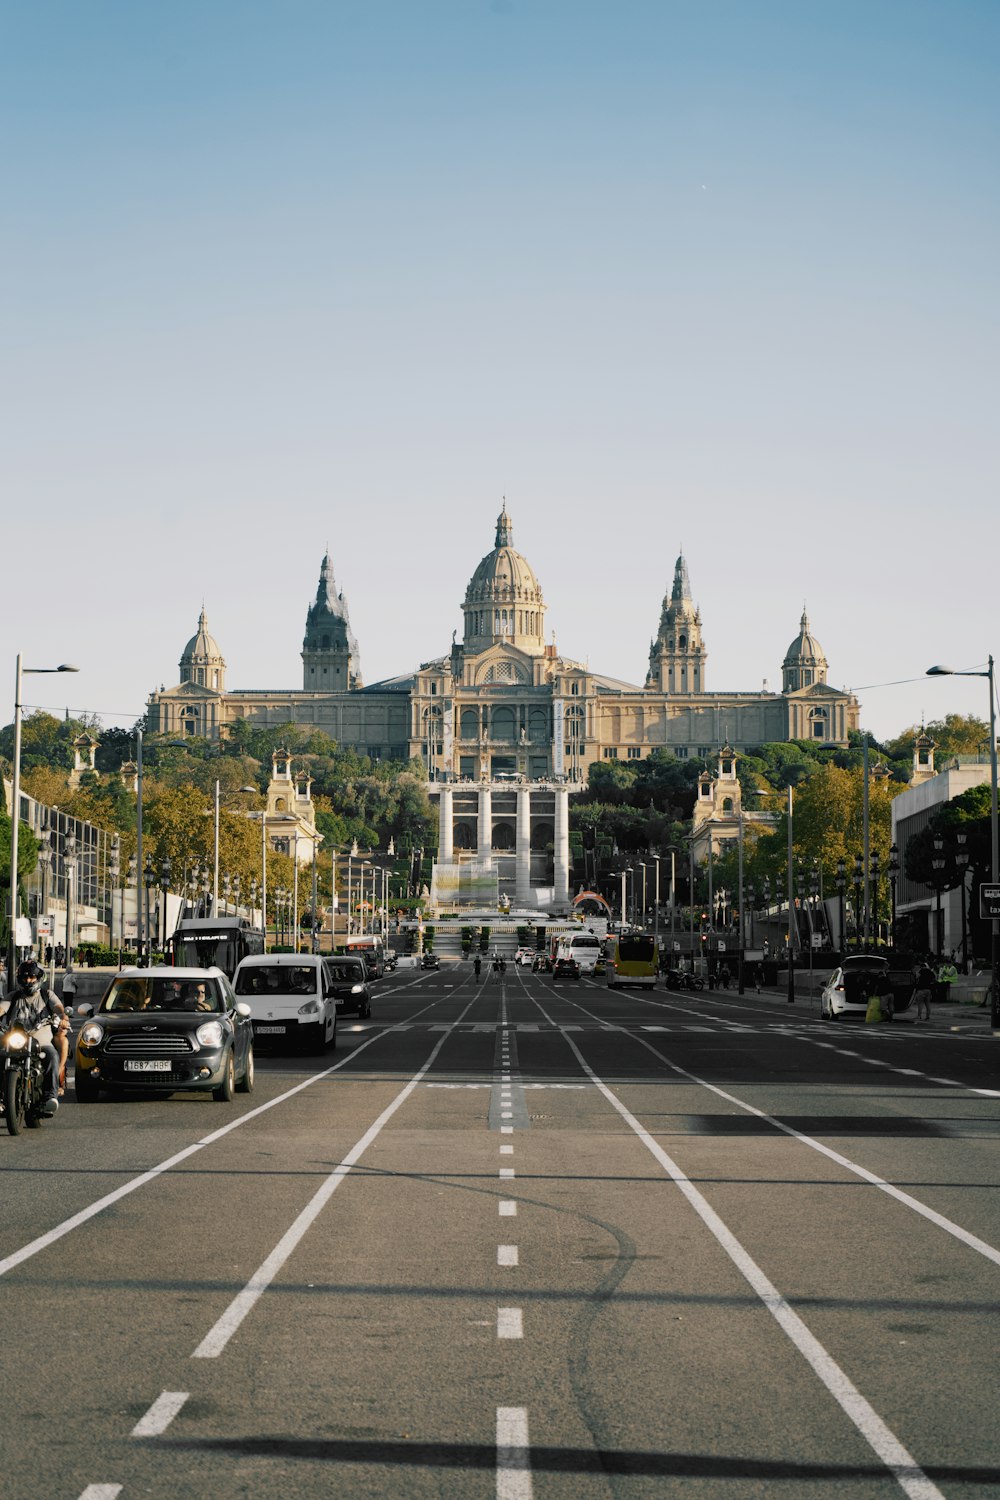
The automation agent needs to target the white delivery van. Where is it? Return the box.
[232,954,337,1053]
[555,932,603,975]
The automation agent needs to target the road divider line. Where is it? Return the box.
[0,987,455,1283]
[497,1307,523,1339]
[131,1391,189,1437]
[557,1029,946,1500]
[192,1004,479,1359]
[498,1245,518,1267]
[496,1406,532,1498]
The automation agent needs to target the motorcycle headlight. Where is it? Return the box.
[3,1028,28,1051]
[80,1022,104,1046]
[297,1000,320,1016]
[195,1021,225,1049]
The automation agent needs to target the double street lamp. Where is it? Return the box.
[927,658,999,1026]
[7,656,79,977]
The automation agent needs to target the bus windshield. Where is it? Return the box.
[172,933,240,974]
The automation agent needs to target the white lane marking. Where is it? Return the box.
[498,1245,519,1267]
[0,984,457,1283]
[496,1406,532,1499]
[499,1200,517,1217]
[131,1391,189,1436]
[501,1111,513,1119]
[79,1490,123,1499]
[499,1168,515,1179]
[501,1125,513,1135]
[192,1001,479,1359]
[497,1307,523,1339]
[500,1144,514,1154]
[560,1034,945,1500]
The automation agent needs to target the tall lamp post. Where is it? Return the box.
[836,859,846,955]
[143,855,155,964]
[927,658,999,1026]
[160,857,172,953]
[887,845,899,951]
[64,832,77,970]
[931,835,946,955]
[108,836,121,968]
[6,656,79,976]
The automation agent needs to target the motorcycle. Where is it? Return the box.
[2,1024,50,1135]
[664,970,705,992]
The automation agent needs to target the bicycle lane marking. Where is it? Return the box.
[539,1005,946,1500]
[192,992,483,1358]
[0,992,453,1283]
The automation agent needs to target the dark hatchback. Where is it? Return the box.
[421,952,441,970]
[552,957,581,981]
[327,957,372,1017]
[74,967,254,1103]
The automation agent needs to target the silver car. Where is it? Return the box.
[820,956,891,1020]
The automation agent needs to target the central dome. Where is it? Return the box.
[462,503,546,657]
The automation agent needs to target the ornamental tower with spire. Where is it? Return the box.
[782,609,828,691]
[645,553,707,694]
[179,608,226,693]
[302,554,363,691]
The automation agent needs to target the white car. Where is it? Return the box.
[515,947,536,966]
[820,956,891,1020]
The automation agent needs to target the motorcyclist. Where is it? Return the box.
[0,959,67,1116]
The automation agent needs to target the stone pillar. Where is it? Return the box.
[515,785,531,907]
[439,784,453,864]
[554,784,570,908]
[478,784,492,858]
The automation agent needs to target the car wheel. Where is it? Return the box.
[214,1052,235,1102]
[311,1021,328,1055]
[74,1071,102,1102]
[237,1045,255,1094]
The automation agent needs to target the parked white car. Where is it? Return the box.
[820,955,891,1020]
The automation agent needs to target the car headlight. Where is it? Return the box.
[351,984,364,995]
[79,1022,104,1046]
[297,1000,321,1016]
[3,1027,28,1051]
[195,1021,225,1048]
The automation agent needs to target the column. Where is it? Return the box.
[478,784,492,860]
[439,784,453,864]
[515,785,531,907]
[554,785,570,908]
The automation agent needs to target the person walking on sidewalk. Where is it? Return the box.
[912,960,934,1023]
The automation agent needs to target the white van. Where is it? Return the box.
[232,954,337,1053]
[555,933,603,975]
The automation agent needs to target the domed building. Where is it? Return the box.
[147,504,859,907]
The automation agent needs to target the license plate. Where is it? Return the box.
[255,1026,285,1034]
[124,1059,172,1073]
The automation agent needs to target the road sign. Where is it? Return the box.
[980,884,1000,920]
[36,915,52,937]
[717,940,726,952]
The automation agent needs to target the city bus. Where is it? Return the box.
[167,917,265,979]
[335,935,386,979]
[605,932,659,989]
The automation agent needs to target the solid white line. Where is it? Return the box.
[496,1406,532,1499]
[498,1245,519,1267]
[192,1004,477,1358]
[499,1200,517,1217]
[558,1033,947,1500]
[0,1008,425,1283]
[497,1307,523,1339]
[131,1390,189,1436]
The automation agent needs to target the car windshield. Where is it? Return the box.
[101,977,222,1013]
[328,962,365,983]
[234,965,318,996]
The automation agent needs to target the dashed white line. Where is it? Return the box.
[131,1391,189,1437]
[501,1125,513,1135]
[499,1200,517,1217]
[496,1406,532,1499]
[497,1307,523,1339]
[498,1245,519,1267]
[499,1168,515,1179]
[78,1489,123,1499]
[500,1144,514,1154]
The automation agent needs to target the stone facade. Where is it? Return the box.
[147,504,860,776]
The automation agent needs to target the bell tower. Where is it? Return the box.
[302,553,363,691]
[645,553,707,694]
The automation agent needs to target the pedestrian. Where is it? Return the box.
[719,962,731,990]
[0,957,6,999]
[912,960,934,1023]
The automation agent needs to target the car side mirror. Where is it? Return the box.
[76,1002,94,1018]
[234,1002,252,1019]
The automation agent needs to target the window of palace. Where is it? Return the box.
[603,747,618,759]
[627,746,641,759]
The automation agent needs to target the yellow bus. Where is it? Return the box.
[605,932,659,989]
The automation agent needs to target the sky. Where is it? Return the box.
[3,0,998,746]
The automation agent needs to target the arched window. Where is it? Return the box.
[491,706,516,742]
[530,820,553,851]
[492,821,515,850]
[454,821,476,850]
[460,707,479,739]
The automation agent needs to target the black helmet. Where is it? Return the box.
[17,959,44,985]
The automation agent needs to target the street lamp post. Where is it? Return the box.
[6,656,79,976]
[927,658,999,1025]
[108,836,120,967]
[786,782,796,1004]
[887,845,899,951]
[870,851,881,948]
[143,855,155,963]
[836,859,846,955]
[639,862,648,929]
[160,857,172,953]
[954,831,970,972]
[853,855,864,952]
[931,835,946,956]
[64,832,77,970]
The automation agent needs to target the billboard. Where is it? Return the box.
[431,860,499,908]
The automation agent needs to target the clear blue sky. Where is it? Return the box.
[4,1,998,743]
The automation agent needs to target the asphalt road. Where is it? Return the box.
[2,966,999,1500]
